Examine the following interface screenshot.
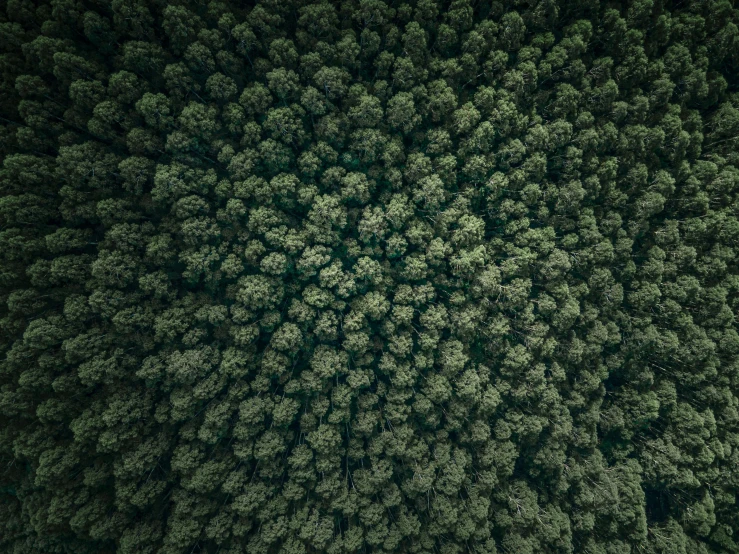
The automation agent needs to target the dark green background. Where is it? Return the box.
[1,0,739,552]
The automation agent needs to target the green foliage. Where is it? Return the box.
[1,1,739,553]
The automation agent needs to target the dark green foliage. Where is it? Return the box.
[1,1,739,553]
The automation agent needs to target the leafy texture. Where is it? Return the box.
[1,0,739,553]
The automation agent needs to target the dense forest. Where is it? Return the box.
[1,0,739,552]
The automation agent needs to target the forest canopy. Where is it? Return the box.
[2,0,739,553]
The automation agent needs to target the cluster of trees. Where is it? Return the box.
[1,0,739,552]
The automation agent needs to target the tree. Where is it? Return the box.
[2,2,739,553]
[386,92,420,133]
